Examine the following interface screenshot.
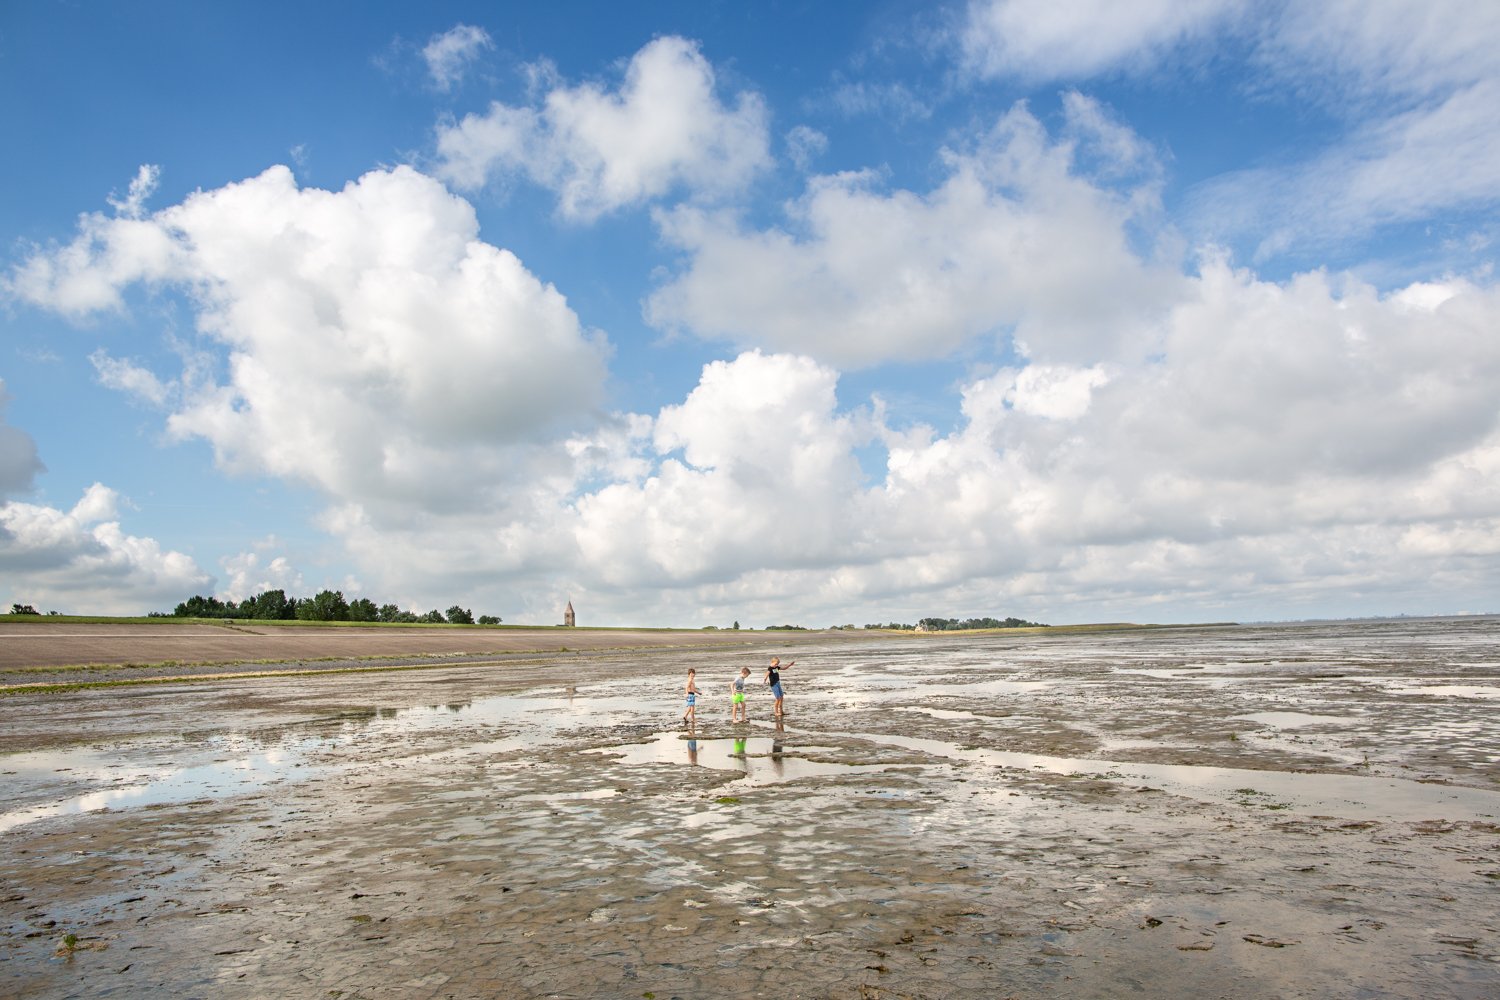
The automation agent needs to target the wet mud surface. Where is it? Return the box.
[2,618,1497,998]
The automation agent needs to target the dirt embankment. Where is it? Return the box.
[0,620,856,685]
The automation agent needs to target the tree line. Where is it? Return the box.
[157,590,500,625]
[918,616,1045,630]
[862,616,1047,631]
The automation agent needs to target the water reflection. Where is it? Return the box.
[591,730,879,787]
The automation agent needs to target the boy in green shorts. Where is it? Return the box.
[729,666,751,723]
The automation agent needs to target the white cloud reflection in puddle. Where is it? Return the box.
[0,744,315,834]
[585,731,889,787]
[834,730,1500,823]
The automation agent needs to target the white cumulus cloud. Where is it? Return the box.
[0,483,211,615]
[647,100,1183,367]
[9,165,610,520]
[580,261,1500,624]
[434,36,771,220]
[572,351,872,587]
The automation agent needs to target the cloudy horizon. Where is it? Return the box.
[3,1,1498,626]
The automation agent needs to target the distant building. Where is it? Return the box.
[564,600,575,627]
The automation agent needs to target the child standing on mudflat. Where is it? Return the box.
[729,666,751,723]
[765,656,794,719]
[682,668,700,726]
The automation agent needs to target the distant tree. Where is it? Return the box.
[377,603,402,623]
[297,589,350,622]
[445,605,474,625]
[420,609,445,624]
[246,589,294,620]
[175,595,230,618]
[347,598,379,622]
[477,614,500,625]
[10,604,39,615]
[766,624,808,631]
[732,620,740,630]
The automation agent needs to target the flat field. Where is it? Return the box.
[1,618,1497,998]
[0,619,796,677]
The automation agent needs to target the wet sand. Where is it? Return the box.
[1,619,1497,998]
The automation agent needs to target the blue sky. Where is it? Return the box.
[3,0,1499,626]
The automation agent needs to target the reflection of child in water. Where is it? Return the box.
[730,737,748,758]
[682,668,700,726]
[729,667,752,723]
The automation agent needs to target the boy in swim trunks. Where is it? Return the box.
[682,668,700,726]
[729,666,751,723]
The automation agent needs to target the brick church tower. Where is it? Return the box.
[564,600,575,627]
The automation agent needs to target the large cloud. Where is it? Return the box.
[572,351,872,586]
[0,484,211,615]
[8,165,609,519]
[434,36,771,220]
[569,257,1500,623]
[646,97,1183,367]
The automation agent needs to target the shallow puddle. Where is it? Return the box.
[586,730,889,786]
[833,729,1500,822]
[0,688,634,833]
[1232,711,1360,728]
[1393,684,1500,699]
[0,742,315,833]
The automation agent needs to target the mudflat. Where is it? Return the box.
[1,619,1497,998]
